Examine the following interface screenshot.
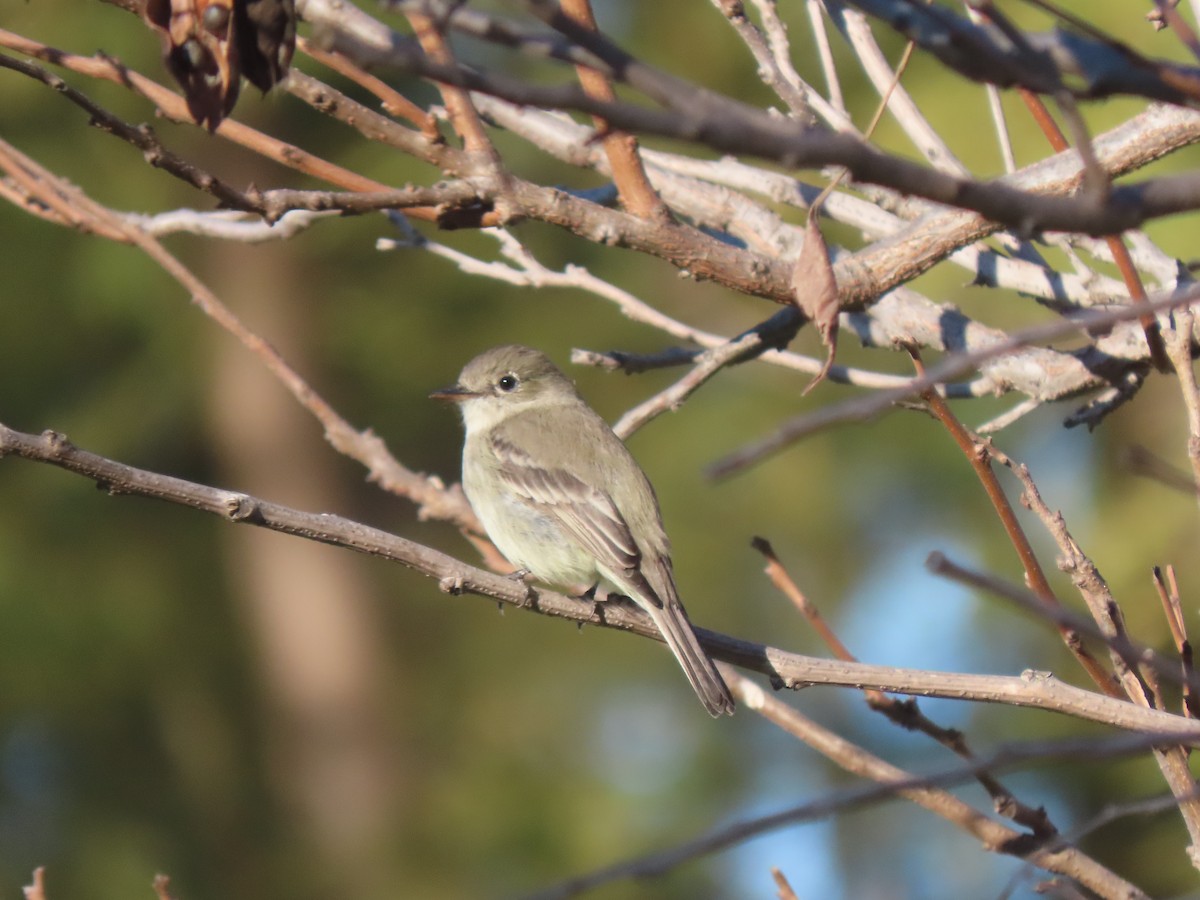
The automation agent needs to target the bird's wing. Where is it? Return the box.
[489,433,663,604]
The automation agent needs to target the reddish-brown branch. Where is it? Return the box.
[297,36,441,140]
[1153,566,1199,719]
[152,874,178,900]
[721,669,1143,899]
[401,10,499,166]
[0,31,484,224]
[560,0,669,221]
[909,351,1122,698]
[0,30,401,195]
[989,452,1200,853]
[1015,87,1169,370]
[1154,565,1188,651]
[771,868,800,900]
[753,536,1056,836]
[22,868,47,900]
[752,536,852,659]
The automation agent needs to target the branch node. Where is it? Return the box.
[439,574,466,595]
[224,494,256,521]
[41,429,71,457]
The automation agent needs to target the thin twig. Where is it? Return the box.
[0,140,475,529]
[927,553,1198,706]
[1122,444,1199,495]
[297,36,440,138]
[989,449,1200,855]
[563,0,669,220]
[0,32,393,193]
[152,874,178,900]
[1007,82,1170,369]
[609,307,803,439]
[22,869,47,900]
[718,0,817,123]
[1163,307,1200,504]
[400,6,499,165]
[709,285,1200,479]
[526,668,1154,900]
[753,536,1056,835]
[1152,566,1199,720]
[910,349,1120,696]
[771,867,799,900]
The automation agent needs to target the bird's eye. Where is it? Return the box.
[497,374,519,392]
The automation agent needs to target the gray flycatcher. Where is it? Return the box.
[432,345,735,717]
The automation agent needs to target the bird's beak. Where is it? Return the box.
[429,384,478,403]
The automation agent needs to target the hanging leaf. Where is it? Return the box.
[792,207,840,395]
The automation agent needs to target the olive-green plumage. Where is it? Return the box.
[433,345,734,717]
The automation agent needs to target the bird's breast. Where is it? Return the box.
[463,458,596,588]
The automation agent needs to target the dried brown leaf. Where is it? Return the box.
[793,209,839,395]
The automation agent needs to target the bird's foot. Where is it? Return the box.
[574,583,606,627]
[506,568,537,607]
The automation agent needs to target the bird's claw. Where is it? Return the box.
[504,568,537,606]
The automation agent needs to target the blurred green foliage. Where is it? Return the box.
[2,2,1200,898]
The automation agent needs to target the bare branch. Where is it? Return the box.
[329,4,1200,237]
[3,422,1200,740]
[528,670,1156,900]
[710,284,1200,479]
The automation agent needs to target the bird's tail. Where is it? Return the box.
[648,602,735,717]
